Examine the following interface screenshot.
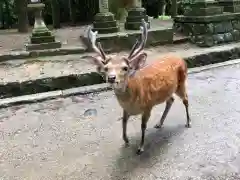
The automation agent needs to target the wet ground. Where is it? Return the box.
[1,63,240,180]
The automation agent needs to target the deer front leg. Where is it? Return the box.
[136,110,151,155]
[122,110,130,147]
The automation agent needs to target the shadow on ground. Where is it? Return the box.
[109,124,186,179]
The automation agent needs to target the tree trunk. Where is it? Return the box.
[51,0,61,28]
[68,0,76,26]
[0,2,4,29]
[4,0,11,28]
[122,0,134,8]
[15,0,29,32]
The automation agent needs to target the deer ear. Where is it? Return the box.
[89,56,105,72]
[130,53,147,70]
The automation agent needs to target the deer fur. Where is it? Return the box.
[115,54,188,115]
[86,19,191,155]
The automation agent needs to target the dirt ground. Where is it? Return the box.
[0,19,175,54]
[0,25,88,53]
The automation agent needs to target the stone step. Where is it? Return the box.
[25,41,62,51]
[0,33,187,62]
[92,27,119,34]
[30,35,55,44]
[81,26,174,52]
[93,21,118,29]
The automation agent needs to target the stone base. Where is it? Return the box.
[224,5,240,12]
[27,17,61,49]
[30,29,56,44]
[174,13,240,47]
[28,26,62,50]
[184,6,223,16]
[25,41,62,51]
[30,35,56,44]
[125,7,150,30]
[93,12,119,34]
[81,26,173,52]
[218,0,240,12]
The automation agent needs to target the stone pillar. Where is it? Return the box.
[124,0,150,30]
[171,0,178,18]
[174,0,240,47]
[93,0,119,34]
[25,0,61,51]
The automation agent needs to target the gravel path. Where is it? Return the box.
[1,63,240,179]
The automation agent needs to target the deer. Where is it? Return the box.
[85,19,191,155]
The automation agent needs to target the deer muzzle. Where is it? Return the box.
[107,75,116,84]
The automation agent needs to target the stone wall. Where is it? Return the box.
[175,13,240,47]
[174,0,240,47]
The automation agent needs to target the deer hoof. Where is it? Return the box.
[117,117,123,121]
[125,142,130,148]
[136,147,144,155]
[154,124,162,129]
[185,123,191,128]
[123,136,129,146]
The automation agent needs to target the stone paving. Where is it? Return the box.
[1,63,240,179]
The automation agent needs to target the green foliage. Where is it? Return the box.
[0,0,99,29]
[0,0,184,30]
[0,0,17,28]
[177,0,195,15]
[42,0,98,25]
[181,0,195,4]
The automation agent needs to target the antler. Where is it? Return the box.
[128,19,148,61]
[87,26,106,61]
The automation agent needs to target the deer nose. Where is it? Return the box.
[108,75,116,83]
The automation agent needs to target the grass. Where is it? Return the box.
[158,15,171,20]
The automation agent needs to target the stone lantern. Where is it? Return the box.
[125,0,150,30]
[25,0,61,51]
[92,0,119,34]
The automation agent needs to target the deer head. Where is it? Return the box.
[87,19,148,91]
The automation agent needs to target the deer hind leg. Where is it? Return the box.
[154,96,175,129]
[136,109,151,155]
[122,110,130,147]
[176,82,191,128]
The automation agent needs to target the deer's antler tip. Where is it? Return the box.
[87,26,99,35]
[140,19,148,29]
[142,19,147,25]
[87,26,92,35]
[87,26,92,31]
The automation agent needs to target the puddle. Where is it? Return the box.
[83,108,97,117]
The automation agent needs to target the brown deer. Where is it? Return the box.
[86,19,191,155]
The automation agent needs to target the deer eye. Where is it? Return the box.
[122,66,128,71]
[104,67,109,72]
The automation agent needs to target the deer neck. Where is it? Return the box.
[113,68,141,101]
